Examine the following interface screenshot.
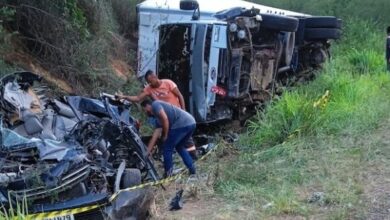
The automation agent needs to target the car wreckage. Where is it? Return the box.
[137,0,342,123]
[0,72,158,219]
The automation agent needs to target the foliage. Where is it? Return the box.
[249,0,390,25]
[0,6,18,78]
[0,195,29,220]
[64,0,90,38]
[0,59,18,78]
[111,0,143,38]
[78,0,118,35]
[0,0,140,95]
[0,6,16,57]
[0,6,15,21]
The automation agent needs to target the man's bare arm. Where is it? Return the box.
[116,91,149,102]
[147,128,162,156]
[172,87,186,110]
[158,109,169,141]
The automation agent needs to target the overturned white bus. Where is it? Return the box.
[137,0,341,123]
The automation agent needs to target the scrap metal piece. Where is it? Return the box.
[169,189,184,211]
[114,160,126,192]
[0,72,159,218]
[106,188,154,220]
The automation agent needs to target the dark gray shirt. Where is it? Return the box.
[387,37,390,72]
[387,36,390,61]
[151,100,195,130]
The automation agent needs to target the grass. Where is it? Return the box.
[0,59,19,78]
[0,195,29,220]
[215,19,390,219]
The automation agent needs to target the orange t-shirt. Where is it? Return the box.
[143,79,181,108]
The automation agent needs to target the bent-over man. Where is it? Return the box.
[141,99,196,176]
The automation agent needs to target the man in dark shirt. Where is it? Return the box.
[386,26,390,71]
[141,99,196,177]
[116,70,197,160]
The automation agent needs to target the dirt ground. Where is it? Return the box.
[363,118,390,220]
[150,180,246,220]
[149,118,390,220]
[149,142,246,220]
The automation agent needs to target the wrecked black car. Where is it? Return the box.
[0,72,158,219]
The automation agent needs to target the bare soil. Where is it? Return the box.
[363,118,390,220]
[150,119,390,220]
[4,52,73,93]
[150,183,245,220]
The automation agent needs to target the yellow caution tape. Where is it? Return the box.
[313,90,330,109]
[25,204,102,220]
[109,144,219,201]
[24,143,219,219]
[197,143,219,162]
[108,173,183,202]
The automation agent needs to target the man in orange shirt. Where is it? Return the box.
[117,70,185,109]
[116,70,197,159]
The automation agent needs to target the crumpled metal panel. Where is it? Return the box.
[105,188,154,220]
[1,127,39,148]
[227,48,243,98]
[191,24,208,121]
[39,139,85,162]
[206,25,227,107]
[250,49,275,91]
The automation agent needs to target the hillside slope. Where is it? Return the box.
[0,0,142,95]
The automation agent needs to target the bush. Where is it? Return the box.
[111,0,142,38]
[249,0,390,24]
[0,0,140,95]
[347,49,384,74]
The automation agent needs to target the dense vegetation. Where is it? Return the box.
[0,0,142,95]
[216,1,390,219]
[251,0,390,24]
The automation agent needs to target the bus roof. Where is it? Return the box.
[138,0,308,17]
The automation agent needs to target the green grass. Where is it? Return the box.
[249,0,390,25]
[0,195,29,220]
[216,19,390,218]
[0,59,19,78]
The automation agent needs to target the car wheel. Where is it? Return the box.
[304,16,342,29]
[304,28,342,41]
[121,168,142,189]
[260,13,299,32]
